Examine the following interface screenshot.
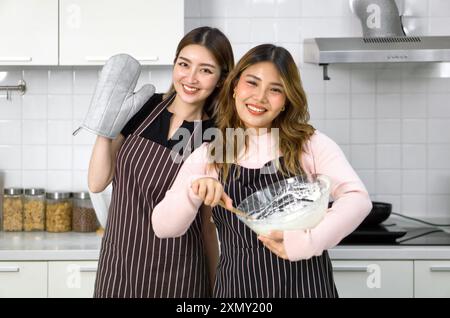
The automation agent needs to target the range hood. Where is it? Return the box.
[304,36,450,79]
[303,0,450,80]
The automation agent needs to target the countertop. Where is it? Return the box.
[329,245,450,260]
[1,228,450,261]
[1,215,450,261]
[0,231,101,261]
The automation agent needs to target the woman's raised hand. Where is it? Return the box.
[191,178,233,209]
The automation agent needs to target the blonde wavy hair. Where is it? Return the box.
[209,44,315,182]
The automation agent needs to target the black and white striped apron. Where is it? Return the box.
[94,94,210,298]
[213,159,338,298]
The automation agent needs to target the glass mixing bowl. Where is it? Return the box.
[236,174,331,235]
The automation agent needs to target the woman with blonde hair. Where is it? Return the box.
[152,44,372,298]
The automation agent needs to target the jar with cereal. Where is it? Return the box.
[46,192,72,233]
[72,192,99,232]
[23,188,45,231]
[2,188,23,231]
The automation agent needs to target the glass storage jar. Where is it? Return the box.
[23,188,46,231]
[46,192,72,232]
[2,188,23,231]
[72,192,99,232]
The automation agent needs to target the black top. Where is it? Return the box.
[121,93,215,152]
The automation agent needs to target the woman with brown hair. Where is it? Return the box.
[152,44,372,297]
[89,27,234,298]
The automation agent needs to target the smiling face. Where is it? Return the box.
[172,44,221,108]
[234,61,287,131]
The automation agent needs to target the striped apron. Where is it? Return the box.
[213,159,338,298]
[94,94,210,298]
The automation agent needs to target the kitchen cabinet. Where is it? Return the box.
[0,0,183,66]
[2,232,450,298]
[48,261,98,298]
[0,262,47,297]
[0,260,98,298]
[0,0,59,65]
[59,0,184,65]
[414,260,450,298]
[332,260,414,298]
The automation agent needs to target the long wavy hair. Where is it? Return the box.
[210,44,315,182]
[166,27,234,117]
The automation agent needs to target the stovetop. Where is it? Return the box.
[339,224,450,246]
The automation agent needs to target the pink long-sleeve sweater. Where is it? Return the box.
[152,130,372,261]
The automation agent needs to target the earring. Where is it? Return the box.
[233,91,236,99]
[281,106,285,111]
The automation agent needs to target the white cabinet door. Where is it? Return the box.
[59,0,184,65]
[0,262,47,298]
[415,260,450,298]
[0,0,58,65]
[332,260,413,298]
[48,261,98,298]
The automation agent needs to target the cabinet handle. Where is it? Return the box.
[0,266,20,272]
[85,56,159,62]
[79,266,97,273]
[333,266,368,272]
[0,57,32,62]
[430,266,450,272]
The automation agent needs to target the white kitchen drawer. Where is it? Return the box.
[48,261,98,298]
[414,260,450,298]
[0,262,47,298]
[332,260,413,298]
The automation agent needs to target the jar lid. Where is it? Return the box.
[72,191,90,199]
[4,188,23,195]
[46,192,71,200]
[24,188,45,196]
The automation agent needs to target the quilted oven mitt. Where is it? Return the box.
[73,53,155,139]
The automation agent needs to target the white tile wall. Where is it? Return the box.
[48,95,72,119]
[325,94,350,119]
[22,120,47,144]
[0,97,22,119]
[351,119,376,143]
[250,19,277,43]
[428,145,450,169]
[377,119,402,143]
[402,94,427,118]
[0,120,21,144]
[403,119,427,143]
[351,145,376,169]
[22,170,46,189]
[402,144,427,169]
[376,94,402,118]
[403,170,427,194]
[0,0,449,218]
[351,94,376,118]
[276,0,302,18]
[23,95,47,119]
[428,93,450,117]
[377,145,402,169]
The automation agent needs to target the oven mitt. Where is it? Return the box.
[73,53,156,139]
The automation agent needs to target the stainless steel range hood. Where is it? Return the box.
[304,36,450,79]
[303,0,450,80]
